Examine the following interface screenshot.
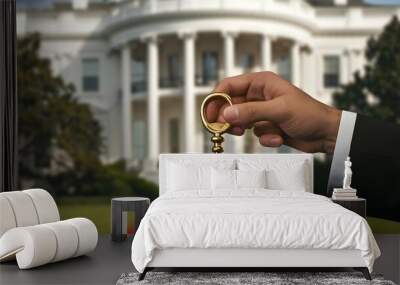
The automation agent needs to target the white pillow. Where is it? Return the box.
[211,168,236,191]
[211,169,267,191]
[167,159,236,192]
[168,163,211,191]
[266,163,307,191]
[236,169,267,189]
[237,159,308,191]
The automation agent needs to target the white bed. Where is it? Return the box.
[131,154,380,280]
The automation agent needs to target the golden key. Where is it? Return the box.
[200,93,233,153]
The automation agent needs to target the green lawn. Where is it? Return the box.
[57,197,111,234]
[367,217,400,234]
[57,197,400,235]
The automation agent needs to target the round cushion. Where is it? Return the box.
[0,226,57,269]
[65,218,98,257]
[1,192,39,227]
[0,195,17,237]
[42,221,79,262]
[23,189,60,224]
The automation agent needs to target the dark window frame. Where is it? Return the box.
[201,51,219,85]
[82,58,100,92]
[323,55,340,88]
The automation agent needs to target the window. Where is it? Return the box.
[324,56,340,88]
[277,55,291,82]
[166,54,180,87]
[82,58,99,92]
[240,53,255,72]
[202,51,219,85]
[169,118,180,153]
[133,121,146,159]
[131,58,146,93]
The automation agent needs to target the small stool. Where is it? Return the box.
[111,197,150,242]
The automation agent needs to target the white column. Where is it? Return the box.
[223,31,237,77]
[300,46,307,90]
[261,34,272,72]
[291,41,301,87]
[121,44,132,161]
[301,46,317,94]
[341,49,350,84]
[146,35,159,160]
[347,48,362,79]
[223,31,243,153]
[182,32,196,153]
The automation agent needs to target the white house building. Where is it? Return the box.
[17,0,400,173]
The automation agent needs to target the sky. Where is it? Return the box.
[17,0,400,8]
[366,0,400,3]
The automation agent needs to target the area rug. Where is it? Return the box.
[116,272,395,285]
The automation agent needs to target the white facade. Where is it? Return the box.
[17,0,400,168]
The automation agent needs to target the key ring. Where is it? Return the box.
[200,92,233,153]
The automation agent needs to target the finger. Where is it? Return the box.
[205,98,226,122]
[227,126,245,136]
[253,121,284,138]
[259,134,284,147]
[223,98,289,126]
[205,95,246,123]
[246,76,267,102]
[214,71,291,101]
[213,73,256,97]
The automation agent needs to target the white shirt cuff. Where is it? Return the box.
[327,111,357,191]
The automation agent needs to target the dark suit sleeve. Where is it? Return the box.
[349,115,400,222]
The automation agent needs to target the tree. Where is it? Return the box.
[334,16,400,123]
[17,33,159,198]
[18,33,103,192]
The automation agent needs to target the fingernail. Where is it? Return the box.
[232,126,244,135]
[224,106,239,122]
[269,137,281,146]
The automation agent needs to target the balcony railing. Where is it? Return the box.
[131,80,147,93]
[130,74,221,94]
[159,77,182,88]
[195,74,220,87]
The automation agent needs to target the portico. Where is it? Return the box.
[17,0,397,167]
[118,31,311,163]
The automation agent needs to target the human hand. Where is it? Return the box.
[206,72,341,153]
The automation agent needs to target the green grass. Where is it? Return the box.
[57,197,111,234]
[57,197,400,235]
[367,217,400,234]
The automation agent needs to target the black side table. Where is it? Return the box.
[111,197,150,242]
[331,198,366,218]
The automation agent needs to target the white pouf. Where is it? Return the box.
[0,218,98,269]
[0,189,98,269]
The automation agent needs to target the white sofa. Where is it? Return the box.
[0,189,98,269]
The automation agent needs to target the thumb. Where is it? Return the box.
[223,98,288,126]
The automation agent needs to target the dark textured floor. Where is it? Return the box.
[0,236,135,285]
[0,235,399,285]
